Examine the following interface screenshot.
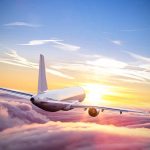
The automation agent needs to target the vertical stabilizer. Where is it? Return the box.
[38,54,48,93]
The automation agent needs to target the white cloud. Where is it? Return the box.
[46,68,73,79]
[1,49,150,84]
[51,52,150,84]
[125,51,150,62]
[4,22,40,27]
[111,40,123,46]
[19,39,80,51]
[52,40,80,51]
[124,51,150,71]
[20,40,62,46]
[0,50,74,79]
[86,58,127,68]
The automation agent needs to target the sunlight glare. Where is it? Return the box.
[82,83,111,105]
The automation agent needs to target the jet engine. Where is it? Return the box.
[88,107,100,117]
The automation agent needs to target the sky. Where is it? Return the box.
[0,0,150,110]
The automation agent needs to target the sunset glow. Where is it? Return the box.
[82,84,111,105]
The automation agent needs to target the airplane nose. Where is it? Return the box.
[30,97,35,103]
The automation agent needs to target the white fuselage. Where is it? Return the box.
[30,86,85,112]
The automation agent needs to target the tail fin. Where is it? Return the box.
[38,54,48,93]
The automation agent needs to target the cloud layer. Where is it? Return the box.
[51,51,150,84]
[1,47,150,86]
[0,50,74,79]
[20,39,80,51]
[0,94,150,150]
[1,121,150,150]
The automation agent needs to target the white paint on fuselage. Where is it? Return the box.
[31,86,85,112]
[34,86,85,101]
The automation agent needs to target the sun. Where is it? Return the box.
[82,83,110,105]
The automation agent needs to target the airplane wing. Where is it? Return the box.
[40,99,148,115]
[0,88,33,99]
[71,103,148,115]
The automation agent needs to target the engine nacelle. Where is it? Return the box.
[88,107,100,117]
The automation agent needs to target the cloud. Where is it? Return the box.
[128,123,150,128]
[0,95,150,150]
[0,50,74,79]
[1,47,150,85]
[0,122,150,150]
[20,40,62,46]
[111,40,123,46]
[124,51,150,72]
[1,93,150,127]
[3,22,41,27]
[0,100,49,131]
[125,51,150,63]
[20,39,80,51]
[51,52,150,84]
[86,58,127,68]
[52,40,80,51]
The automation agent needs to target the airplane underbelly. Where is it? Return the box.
[33,101,65,112]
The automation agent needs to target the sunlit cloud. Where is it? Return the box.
[3,21,41,27]
[111,40,123,46]
[0,50,74,79]
[51,52,150,84]
[52,40,80,51]
[1,48,150,86]
[20,39,80,51]
[0,96,150,150]
[20,39,62,46]
[124,51,150,72]
[1,121,150,150]
[125,51,150,63]
[86,57,127,68]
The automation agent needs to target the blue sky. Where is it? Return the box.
[0,0,150,59]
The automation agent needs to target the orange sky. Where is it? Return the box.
[1,57,150,110]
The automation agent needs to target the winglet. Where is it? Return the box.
[38,54,48,93]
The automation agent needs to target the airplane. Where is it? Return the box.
[0,54,148,117]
